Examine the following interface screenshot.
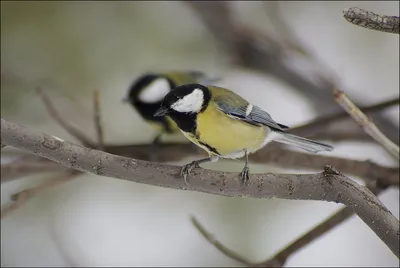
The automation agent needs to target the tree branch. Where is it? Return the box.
[37,87,96,148]
[3,141,398,187]
[334,89,399,160]
[192,183,389,267]
[1,170,81,219]
[93,90,104,150]
[1,118,399,257]
[191,216,253,266]
[343,7,400,34]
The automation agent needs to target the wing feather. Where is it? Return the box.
[215,96,289,131]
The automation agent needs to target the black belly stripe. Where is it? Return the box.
[198,141,220,155]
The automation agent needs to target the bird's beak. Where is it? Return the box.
[154,107,169,117]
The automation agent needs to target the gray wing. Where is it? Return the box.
[215,101,289,131]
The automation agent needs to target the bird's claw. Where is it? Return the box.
[239,166,250,185]
[180,161,200,186]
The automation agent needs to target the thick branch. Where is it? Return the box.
[104,142,399,187]
[343,7,400,34]
[3,142,397,188]
[1,118,399,257]
[2,142,398,188]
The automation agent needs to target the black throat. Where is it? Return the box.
[167,111,197,133]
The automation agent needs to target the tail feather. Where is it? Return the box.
[274,132,333,153]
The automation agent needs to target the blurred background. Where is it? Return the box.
[1,1,399,266]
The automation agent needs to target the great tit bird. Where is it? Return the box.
[154,83,334,184]
[123,71,219,146]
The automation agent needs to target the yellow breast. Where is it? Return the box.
[187,103,268,158]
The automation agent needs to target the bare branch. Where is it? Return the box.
[3,142,398,188]
[343,7,400,34]
[93,90,104,150]
[1,170,81,218]
[37,87,95,148]
[192,184,388,267]
[1,118,399,257]
[334,89,399,160]
[191,216,253,266]
[105,143,399,188]
[3,141,397,188]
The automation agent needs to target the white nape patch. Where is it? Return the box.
[138,78,170,103]
[171,88,204,113]
[245,104,253,116]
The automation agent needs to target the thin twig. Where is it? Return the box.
[37,87,95,148]
[1,170,81,219]
[343,7,400,34]
[192,184,388,267]
[291,97,399,137]
[1,118,399,257]
[1,156,65,182]
[334,89,400,160]
[191,216,253,266]
[93,90,104,150]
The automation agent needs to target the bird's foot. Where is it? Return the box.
[180,160,200,186]
[239,166,250,185]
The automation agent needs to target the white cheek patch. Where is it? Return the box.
[138,78,171,103]
[172,88,204,113]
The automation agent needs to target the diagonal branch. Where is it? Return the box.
[37,87,95,148]
[1,118,399,257]
[192,183,389,267]
[93,90,104,150]
[334,89,399,160]
[191,216,253,266]
[1,170,81,218]
[343,7,400,34]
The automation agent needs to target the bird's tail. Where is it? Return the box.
[274,132,334,153]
